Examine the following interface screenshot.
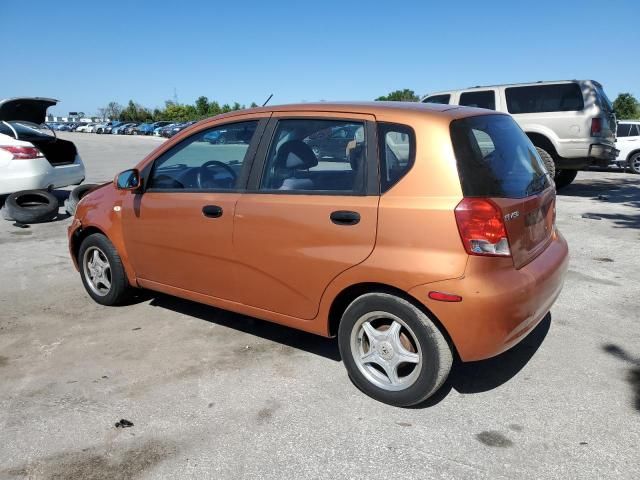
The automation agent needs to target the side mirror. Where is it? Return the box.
[115,169,141,191]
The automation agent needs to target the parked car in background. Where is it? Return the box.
[112,123,137,135]
[162,121,197,138]
[135,121,173,136]
[95,121,121,134]
[85,123,99,133]
[615,121,640,174]
[105,122,126,134]
[422,80,618,188]
[68,102,568,406]
[0,97,85,194]
[304,124,362,160]
[155,123,176,136]
[124,123,141,135]
[76,123,96,133]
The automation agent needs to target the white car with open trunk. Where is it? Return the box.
[0,97,85,195]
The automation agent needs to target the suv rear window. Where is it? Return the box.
[459,90,496,110]
[450,115,551,198]
[505,83,584,114]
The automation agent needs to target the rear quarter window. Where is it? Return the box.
[378,123,415,193]
[450,114,551,198]
[506,83,584,114]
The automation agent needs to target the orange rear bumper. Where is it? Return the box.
[408,230,569,362]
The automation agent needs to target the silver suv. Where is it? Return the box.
[422,80,618,188]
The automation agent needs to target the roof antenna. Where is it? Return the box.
[262,94,273,107]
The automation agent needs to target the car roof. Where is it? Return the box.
[205,101,486,123]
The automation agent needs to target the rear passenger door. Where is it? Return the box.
[233,113,379,320]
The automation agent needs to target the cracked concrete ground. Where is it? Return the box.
[0,132,638,479]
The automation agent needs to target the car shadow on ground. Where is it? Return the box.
[558,175,640,208]
[145,292,551,407]
[601,343,640,412]
[147,293,342,361]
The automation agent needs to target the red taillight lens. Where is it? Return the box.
[454,198,511,257]
[0,145,44,160]
[591,118,602,136]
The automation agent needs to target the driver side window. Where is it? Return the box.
[148,120,258,191]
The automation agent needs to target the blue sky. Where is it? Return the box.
[1,0,638,116]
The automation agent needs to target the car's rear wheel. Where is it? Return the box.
[338,293,452,406]
[554,169,578,189]
[535,146,556,179]
[628,152,640,174]
[79,233,130,305]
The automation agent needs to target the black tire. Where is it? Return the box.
[4,190,59,224]
[554,169,578,189]
[338,293,453,407]
[535,146,556,179]
[78,233,130,306]
[65,184,98,216]
[628,152,640,174]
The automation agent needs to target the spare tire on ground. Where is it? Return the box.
[65,184,98,216]
[3,190,59,224]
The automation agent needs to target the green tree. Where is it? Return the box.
[612,93,640,119]
[195,96,210,117]
[250,102,259,108]
[375,89,420,102]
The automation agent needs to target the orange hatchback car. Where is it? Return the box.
[68,102,568,406]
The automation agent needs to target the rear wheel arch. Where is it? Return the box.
[526,132,558,158]
[327,282,459,361]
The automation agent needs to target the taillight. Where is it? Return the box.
[591,118,602,136]
[0,145,45,160]
[454,198,511,257]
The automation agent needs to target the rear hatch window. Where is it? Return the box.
[450,114,555,268]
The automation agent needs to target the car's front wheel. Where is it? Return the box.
[78,233,130,305]
[338,293,453,407]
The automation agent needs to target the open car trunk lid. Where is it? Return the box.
[0,97,58,124]
[451,113,555,268]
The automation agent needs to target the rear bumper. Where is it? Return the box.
[408,230,569,362]
[0,155,86,195]
[555,139,618,169]
[588,143,619,166]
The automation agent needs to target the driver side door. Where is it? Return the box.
[121,118,267,302]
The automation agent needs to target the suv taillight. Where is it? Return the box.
[454,198,511,257]
[591,118,602,137]
[0,145,45,160]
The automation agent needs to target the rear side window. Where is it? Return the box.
[506,83,584,114]
[378,123,415,192]
[259,119,366,194]
[459,91,496,110]
[632,124,640,136]
[450,115,551,198]
[423,94,451,105]
[617,124,631,137]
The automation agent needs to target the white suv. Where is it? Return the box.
[615,121,640,174]
[422,80,618,188]
[0,98,85,195]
